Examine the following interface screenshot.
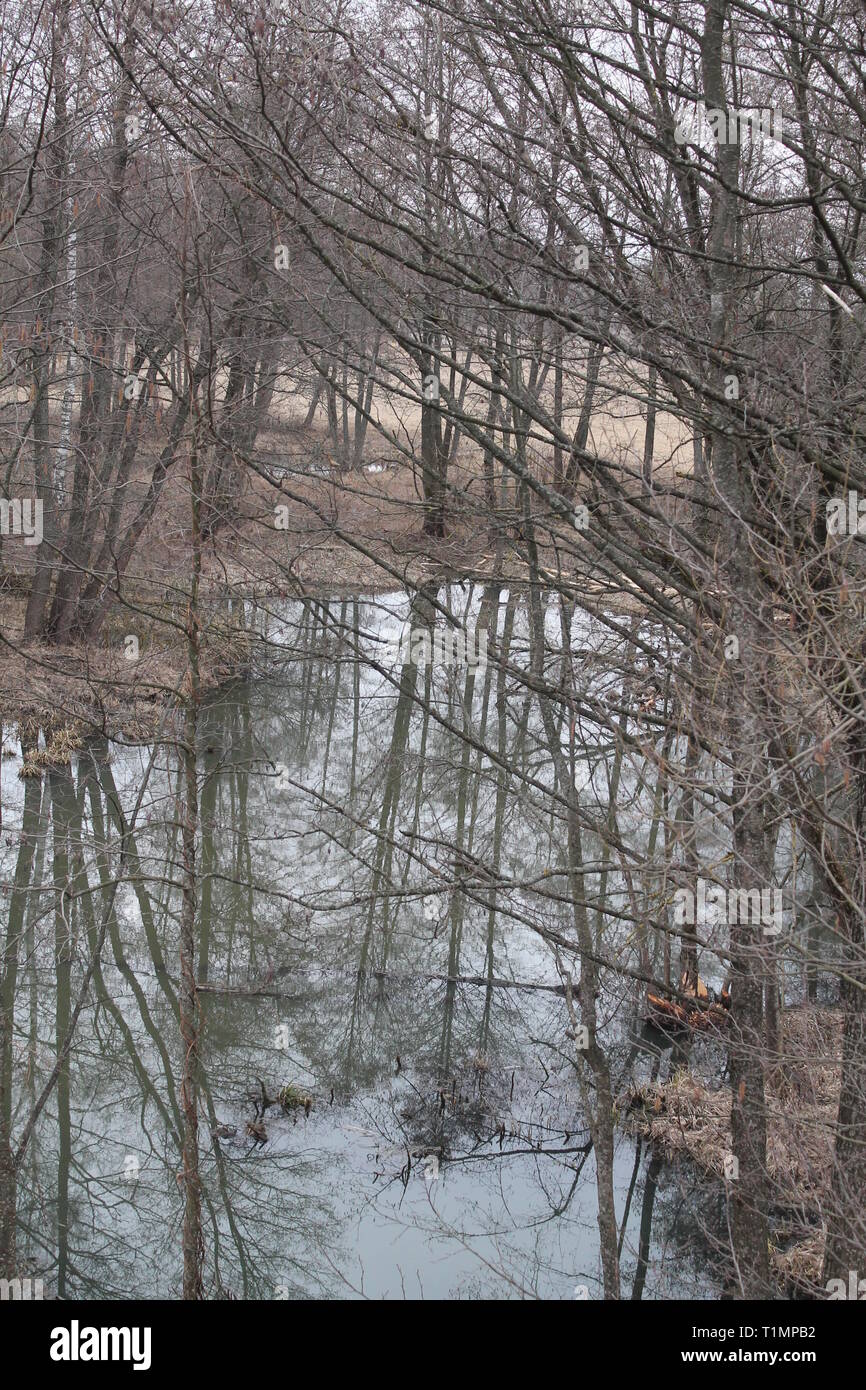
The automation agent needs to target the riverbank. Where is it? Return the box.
[628,1007,840,1295]
[0,423,655,751]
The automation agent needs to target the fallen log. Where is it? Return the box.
[646,992,730,1032]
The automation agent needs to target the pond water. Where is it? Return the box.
[0,587,726,1299]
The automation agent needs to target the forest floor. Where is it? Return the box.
[0,427,472,747]
[0,418,661,749]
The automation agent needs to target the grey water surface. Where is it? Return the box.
[0,588,723,1299]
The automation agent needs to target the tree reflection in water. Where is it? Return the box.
[0,589,720,1299]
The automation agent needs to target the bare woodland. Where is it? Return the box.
[0,0,865,1303]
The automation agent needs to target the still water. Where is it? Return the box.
[1,587,722,1298]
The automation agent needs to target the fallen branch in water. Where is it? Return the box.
[371,968,571,995]
[196,983,304,1000]
[196,969,571,1000]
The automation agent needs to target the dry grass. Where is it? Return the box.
[0,601,255,748]
[628,1007,841,1292]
